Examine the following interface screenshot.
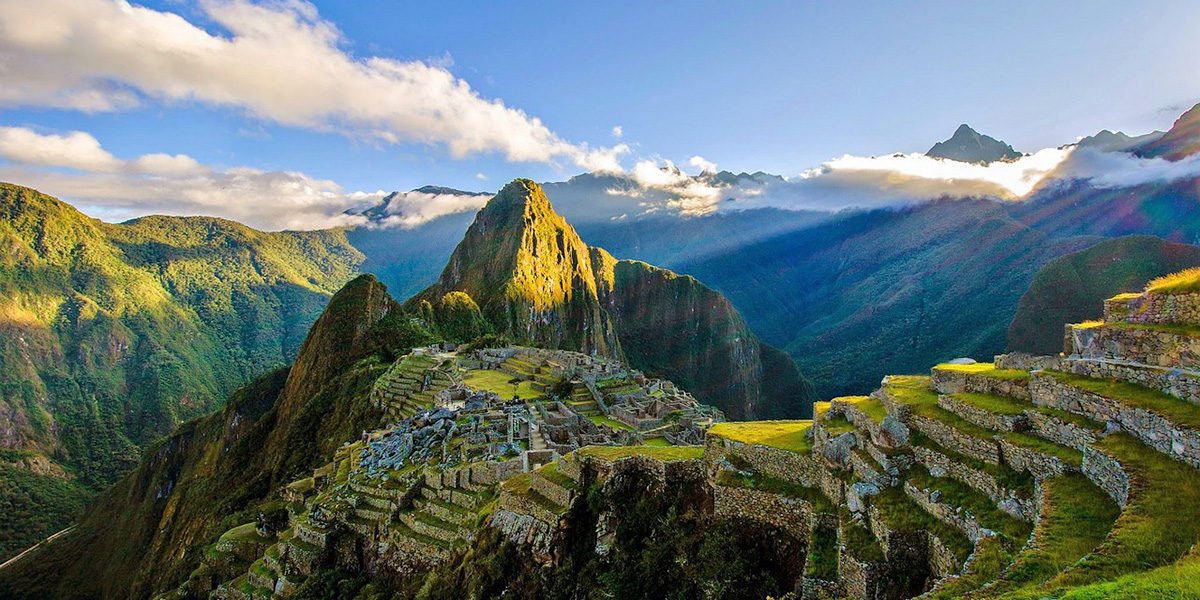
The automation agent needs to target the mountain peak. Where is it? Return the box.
[927,124,1022,163]
[1135,102,1200,160]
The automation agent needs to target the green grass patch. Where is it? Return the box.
[218,522,272,545]
[805,525,840,581]
[934,363,1030,381]
[954,392,1030,416]
[536,462,577,490]
[463,369,542,400]
[707,420,813,453]
[872,486,974,562]
[587,414,634,431]
[907,466,1033,546]
[821,414,857,436]
[1107,320,1200,339]
[840,517,884,563]
[642,437,671,447]
[987,473,1119,596]
[835,395,888,423]
[577,445,703,462]
[1001,431,1084,468]
[924,536,1012,600]
[1042,433,1200,592]
[1045,370,1200,431]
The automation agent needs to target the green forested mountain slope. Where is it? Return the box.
[1007,235,1200,354]
[0,183,363,559]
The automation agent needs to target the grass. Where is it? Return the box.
[1056,549,1200,599]
[805,525,840,581]
[984,473,1119,596]
[463,369,542,400]
[924,537,1012,600]
[536,462,577,489]
[1145,267,1200,295]
[934,363,1030,381]
[1039,433,1200,592]
[909,431,1034,495]
[642,437,671,447]
[577,445,704,462]
[706,420,813,453]
[834,395,888,423]
[1045,371,1200,431]
[821,414,857,436]
[1001,431,1084,468]
[953,392,1030,416]
[587,414,634,431]
[715,469,831,512]
[840,517,884,563]
[218,523,272,545]
[1107,320,1200,339]
[907,466,1033,546]
[872,486,974,562]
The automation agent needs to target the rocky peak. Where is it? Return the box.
[1136,102,1200,160]
[927,123,1022,164]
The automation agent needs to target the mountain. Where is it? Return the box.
[0,274,424,598]
[681,198,1090,398]
[1007,235,1200,354]
[0,183,365,560]
[412,179,813,419]
[1135,101,1200,160]
[926,124,1022,163]
[1076,129,1165,152]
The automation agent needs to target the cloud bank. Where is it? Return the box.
[0,126,383,230]
[605,146,1200,217]
[0,0,626,171]
[363,190,489,229]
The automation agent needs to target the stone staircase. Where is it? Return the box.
[565,382,601,416]
[371,353,457,423]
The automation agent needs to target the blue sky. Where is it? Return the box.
[0,1,1198,228]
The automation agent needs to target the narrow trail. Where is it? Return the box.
[0,526,74,571]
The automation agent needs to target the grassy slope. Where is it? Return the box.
[1007,236,1200,354]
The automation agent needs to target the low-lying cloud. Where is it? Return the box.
[364,190,489,229]
[0,126,383,230]
[0,0,626,172]
[607,145,1200,217]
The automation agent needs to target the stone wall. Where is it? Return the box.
[997,438,1070,480]
[713,485,813,539]
[1063,357,1200,403]
[837,542,884,600]
[913,446,1035,521]
[706,436,845,504]
[903,482,986,542]
[1105,291,1200,326]
[931,369,1031,402]
[1024,410,1098,452]
[1066,323,1200,371]
[937,394,1026,432]
[910,415,1000,465]
[1031,373,1200,469]
[489,509,556,564]
[995,353,1061,371]
[1082,446,1131,508]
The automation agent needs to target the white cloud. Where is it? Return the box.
[0,126,382,230]
[367,190,488,229]
[474,172,488,181]
[688,155,717,175]
[617,158,725,216]
[0,0,625,171]
[611,125,623,139]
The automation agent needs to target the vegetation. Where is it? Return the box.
[576,445,703,462]
[985,473,1119,596]
[462,369,540,400]
[706,420,813,453]
[1146,266,1200,294]
[1007,236,1200,354]
[715,469,831,512]
[0,466,95,562]
[907,466,1033,546]
[933,362,1029,381]
[836,395,888,423]
[1044,370,1200,430]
